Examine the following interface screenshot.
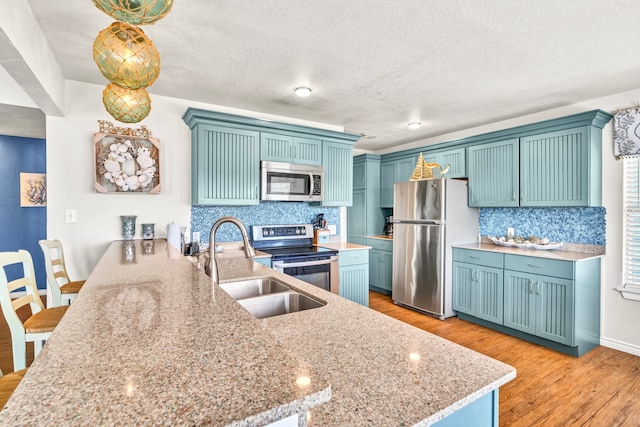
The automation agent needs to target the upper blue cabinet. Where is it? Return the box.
[182,108,360,206]
[466,110,612,208]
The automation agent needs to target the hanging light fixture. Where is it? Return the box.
[103,83,151,123]
[91,0,172,123]
[93,22,160,89]
[93,0,174,25]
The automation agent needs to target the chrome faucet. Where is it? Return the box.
[206,216,256,283]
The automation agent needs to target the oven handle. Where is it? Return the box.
[272,255,338,269]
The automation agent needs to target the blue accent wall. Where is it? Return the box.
[191,203,341,243]
[479,207,606,245]
[0,135,47,289]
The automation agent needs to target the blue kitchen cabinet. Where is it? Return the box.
[347,155,383,245]
[452,249,504,324]
[260,132,322,165]
[367,238,393,294]
[320,141,354,206]
[338,249,370,306]
[467,138,519,207]
[380,156,417,207]
[423,148,467,178]
[520,126,599,207]
[253,256,271,267]
[456,248,601,357]
[191,124,260,205]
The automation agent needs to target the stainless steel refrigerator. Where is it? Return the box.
[392,178,478,319]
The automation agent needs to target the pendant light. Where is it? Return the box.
[93,0,174,25]
[103,84,151,123]
[93,22,160,89]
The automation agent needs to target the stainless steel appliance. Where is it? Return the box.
[252,224,339,293]
[260,161,324,202]
[392,178,478,319]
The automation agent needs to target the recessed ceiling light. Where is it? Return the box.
[408,122,421,129]
[294,86,312,97]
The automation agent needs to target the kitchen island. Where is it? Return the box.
[1,239,515,426]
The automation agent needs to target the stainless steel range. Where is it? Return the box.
[252,224,339,294]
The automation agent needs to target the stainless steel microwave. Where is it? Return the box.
[260,161,324,202]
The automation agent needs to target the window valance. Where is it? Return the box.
[614,107,640,159]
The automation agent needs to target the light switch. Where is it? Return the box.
[65,209,77,224]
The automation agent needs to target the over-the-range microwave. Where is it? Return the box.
[260,161,324,202]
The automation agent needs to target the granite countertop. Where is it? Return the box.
[315,242,371,251]
[454,241,604,262]
[367,234,393,240]
[2,239,516,426]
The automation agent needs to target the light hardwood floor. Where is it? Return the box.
[369,291,640,426]
[2,294,639,426]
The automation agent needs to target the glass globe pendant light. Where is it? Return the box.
[93,22,160,89]
[103,83,151,123]
[93,0,174,25]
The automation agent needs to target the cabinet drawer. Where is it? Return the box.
[504,254,574,280]
[453,248,503,268]
[366,238,393,251]
[339,249,369,266]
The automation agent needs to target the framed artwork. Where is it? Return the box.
[20,173,47,207]
[94,132,160,193]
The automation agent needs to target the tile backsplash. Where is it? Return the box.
[191,202,341,243]
[479,207,606,245]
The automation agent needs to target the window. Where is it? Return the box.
[621,157,640,300]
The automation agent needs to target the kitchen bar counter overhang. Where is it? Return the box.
[0,239,515,426]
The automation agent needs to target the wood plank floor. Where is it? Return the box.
[2,294,639,426]
[369,291,640,426]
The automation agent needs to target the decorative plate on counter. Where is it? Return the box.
[488,236,564,250]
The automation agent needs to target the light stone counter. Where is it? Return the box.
[2,239,516,426]
[454,242,604,261]
[315,242,371,251]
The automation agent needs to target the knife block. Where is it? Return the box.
[312,229,330,244]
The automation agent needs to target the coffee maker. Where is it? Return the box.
[384,216,393,237]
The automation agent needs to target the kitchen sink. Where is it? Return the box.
[219,278,291,300]
[236,291,326,319]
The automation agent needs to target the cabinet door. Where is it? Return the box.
[468,139,519,207]
[380,250,393,292]
[476,265,504,324]
[380,162,395,207]
[535,275,575,345]
[503,270,536,335]
[440,148,466,178]
[453,262,475,315]
[396,157,417,182]
[260,132,293,162]
[520,127,590,207]
[347,189,367,240]
[339,264,369,306]
[353,162,366,190]
[193,125,260,205]
[321,141,353,206]
[292,137,322,165]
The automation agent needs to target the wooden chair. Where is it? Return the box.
[0,368,27,409]
[38,240,85,307]
[0,250,68,371]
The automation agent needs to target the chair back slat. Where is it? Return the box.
[11,294,33,312]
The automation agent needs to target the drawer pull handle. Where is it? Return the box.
[469,255,481,259]
[527,263,545,269]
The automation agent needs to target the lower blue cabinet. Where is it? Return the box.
[338,249,370,306]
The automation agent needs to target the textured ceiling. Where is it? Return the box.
[12,0,640,150]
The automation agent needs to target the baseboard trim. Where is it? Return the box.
[600,337,640,356]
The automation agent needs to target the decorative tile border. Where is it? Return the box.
[479,207,606,246]
[191,203,341,243]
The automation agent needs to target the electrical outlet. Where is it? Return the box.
[507,227,515,236]
[65,209,77,224]
[328,224,337,235]
[192,231,200,242]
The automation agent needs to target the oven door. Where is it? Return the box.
[272,256,339,294]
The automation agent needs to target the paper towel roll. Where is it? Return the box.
[167,223,182,252]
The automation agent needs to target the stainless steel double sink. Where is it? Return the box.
[219,277,325,319]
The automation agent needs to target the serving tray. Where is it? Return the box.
[488,236,564,250]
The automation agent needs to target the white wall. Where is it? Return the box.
[47,80,343,278]
[377,88,640,355]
